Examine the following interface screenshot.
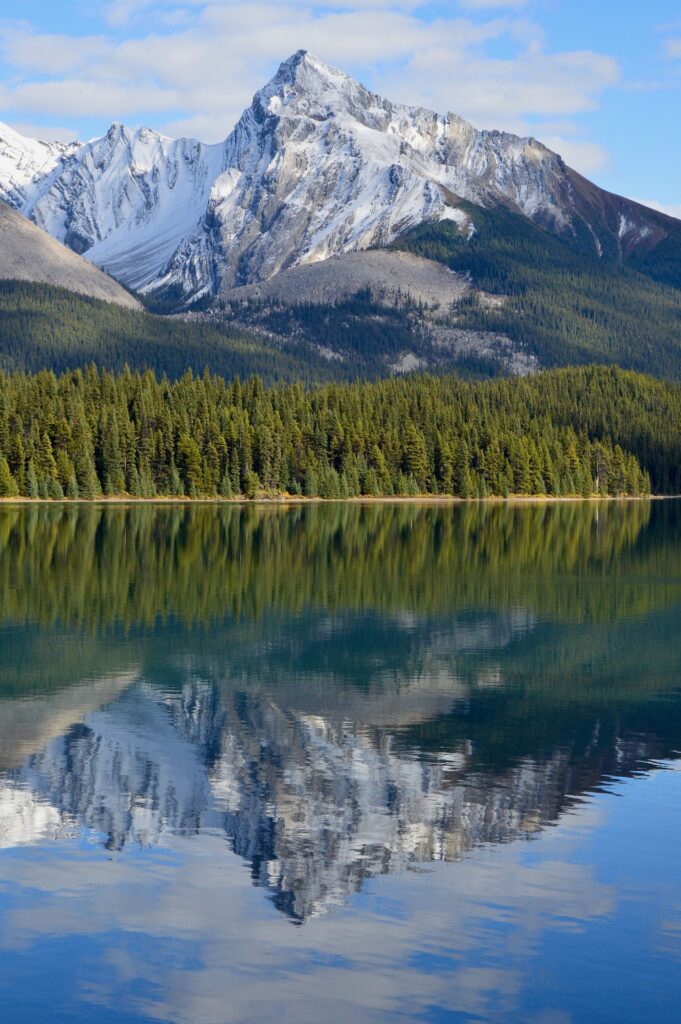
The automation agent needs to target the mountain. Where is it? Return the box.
[1,51,681,381]
[0,200,140,309]
[0,121,77,208]
[1,50,678,305]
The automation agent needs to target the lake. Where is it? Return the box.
[0,501,680,1023]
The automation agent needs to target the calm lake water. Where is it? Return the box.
[0,501,680,1024]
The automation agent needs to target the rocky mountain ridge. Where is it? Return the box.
[0,50,675,305]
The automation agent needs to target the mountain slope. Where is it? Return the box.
[1,51,678,305]
[0,279,344,382]
[0,201,140,309]
[393,204,681,377]
[222,250,470,307]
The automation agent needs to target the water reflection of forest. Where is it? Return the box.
[0,500,678,629]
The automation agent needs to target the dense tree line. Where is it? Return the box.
[0,279,507,382]
[224,290,516,379]
[0,364,671,501]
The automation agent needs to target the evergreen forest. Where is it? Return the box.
[2,363,680,501]
[0,280,342,384]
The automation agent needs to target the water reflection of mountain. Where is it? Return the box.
[1,501,680,921]
[3,652,679,921]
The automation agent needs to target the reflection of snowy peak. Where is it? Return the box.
[14,687,213,849]
[0,784,75,849]
[2,674,653,921]
[207,693,568,921]
[0,51,668,302]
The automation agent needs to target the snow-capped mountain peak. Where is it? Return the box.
[0,53,672,302]
[19,120,228,291]
[254,49,384,123]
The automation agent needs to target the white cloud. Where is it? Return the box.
[460,0,530,8]
[0,1,619,169]
[534,136,610,176]
[665,37,681,58]
[6,121,81,143]
[381,45,619,130]
[104,1,157,27]
[0,29,109,75]
[9,80,182,119]
[632,198,681,222]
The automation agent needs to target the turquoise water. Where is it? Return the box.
[0,501,680,1023]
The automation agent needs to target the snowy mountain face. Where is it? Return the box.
[0,50,672,302]
[0,122,77,208]
[20,124,227,293]
[203,51,575,286]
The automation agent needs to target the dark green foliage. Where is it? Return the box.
[394,205,681,378]
[241,292,419,365]
[0,279,500,384]
[0,280,341,385]
[0,455,18,497]
[225,291,519,380]
[0,364,675,500]
[628,216,681,290]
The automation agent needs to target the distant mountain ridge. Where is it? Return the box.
[0,50,678,305]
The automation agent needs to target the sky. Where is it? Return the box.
[0,1,679,214]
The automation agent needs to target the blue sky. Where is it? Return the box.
[0,1,679,213]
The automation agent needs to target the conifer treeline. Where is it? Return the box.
[0,364,676,501]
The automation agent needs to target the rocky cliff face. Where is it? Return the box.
[0,52,672,303]
[21,124,227,294]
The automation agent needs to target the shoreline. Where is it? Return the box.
[0,494,674,507]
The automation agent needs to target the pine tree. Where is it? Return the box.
[49,476,64,500]
[219,468,234,498]
[404,425,429,492]
[244,470,261,500]
[177,433,203,497]
[454,440,472,498]
[25,460,39,499]
[0,456,18,497]
[303,466,318,497]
